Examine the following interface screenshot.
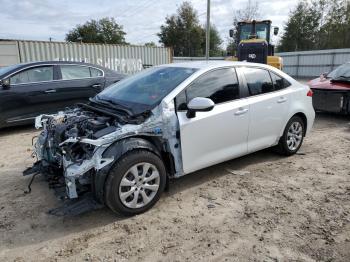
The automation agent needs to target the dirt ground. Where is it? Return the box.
[0,113,349,262]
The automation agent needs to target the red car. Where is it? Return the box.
[308,62,350,114]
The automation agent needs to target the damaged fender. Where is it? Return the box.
[93,137,162,203]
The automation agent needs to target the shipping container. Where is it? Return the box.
[0,40,172,74]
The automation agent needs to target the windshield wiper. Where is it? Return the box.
[90,97,133,116]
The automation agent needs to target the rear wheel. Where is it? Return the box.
[277,116,305,156]
[105,150,166,216]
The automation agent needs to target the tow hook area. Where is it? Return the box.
[22,161,104,216]
[23,161,42,194]
[48,193,104,216]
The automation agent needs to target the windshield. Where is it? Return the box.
[0,64,20,76]
[239,23,269,41]
[96,66,197,112]
[327,63,350,79]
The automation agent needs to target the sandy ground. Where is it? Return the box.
[0,113,349,262]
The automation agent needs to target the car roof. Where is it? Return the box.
[163,60,274,70]
[14,60,104,68]
[0,61,124,77]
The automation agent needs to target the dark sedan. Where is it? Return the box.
[0,61,125,128]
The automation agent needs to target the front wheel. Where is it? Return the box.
[105,150,166,216]
[277,116,305,156]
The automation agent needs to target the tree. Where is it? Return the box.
[278,1,322,52]
[320,0,350,49]
[208,25,223,56]
[66,17,127,44]
[145,42,157,47]
[278,0,350,51]
[226,39,236,56]
[158,1,222,57]
[228,0,260,53]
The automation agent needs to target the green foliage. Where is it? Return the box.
[66,17,127,45]
[279,0,350,51]
[144,42,157,47]
[158,1,223,57]
[226,39,236,56]
[229,0,260,52]
[208,25,223,56]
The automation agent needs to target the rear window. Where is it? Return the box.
[327,63,350,79]
[270,72,291,90]
[61,65,91,80]
[244,68,273,95]
[90,67,103,77]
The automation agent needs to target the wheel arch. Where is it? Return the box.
[292,112,307,136]
[279,111,308,138]
[94,136,174,203]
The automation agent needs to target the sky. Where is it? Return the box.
[0,0,299,47]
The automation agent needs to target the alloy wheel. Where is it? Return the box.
[118,162,160,209]
[286,121,303,151]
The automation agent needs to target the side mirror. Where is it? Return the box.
[229,29,234,38]
[186,97,214,118]
[273,27,279,35]
[0,78,10,89]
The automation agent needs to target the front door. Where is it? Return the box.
[176,67,250,174]
[1,65,59,125]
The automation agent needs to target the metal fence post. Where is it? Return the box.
[330,52,335,71]
[296,54,300,78]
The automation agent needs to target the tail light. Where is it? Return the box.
[307,89,313,97]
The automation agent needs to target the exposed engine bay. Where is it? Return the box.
[25,101,182,212]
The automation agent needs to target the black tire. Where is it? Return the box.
[105,150,166,216]
[276,116,305,156]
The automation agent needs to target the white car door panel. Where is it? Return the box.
[176,67,250,174]
[246,90,290,152]
[178,100,250,174]
[241,67,292,152]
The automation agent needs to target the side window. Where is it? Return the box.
[175,89,187,111]
[187,68,239,104]
[270,72,291,90]
[61,65,91,80]
[10,66,53,85]
[244,68,273,95]
[90,67,103,77]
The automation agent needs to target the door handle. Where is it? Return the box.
[234,108,248,116]
[92,84,102,88]
[44,89,56,93]
[277,97,287,103]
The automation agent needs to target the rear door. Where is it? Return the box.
[54,65,106,108]
[176,67,250,174]
[0,65,60,125]
[240,67,291,152]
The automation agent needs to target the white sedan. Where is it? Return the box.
[29,61,315,216]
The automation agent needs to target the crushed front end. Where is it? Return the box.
[27,108,122,200]
[23,100,183,215]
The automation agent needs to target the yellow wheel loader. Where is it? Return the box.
[228,20,283,70]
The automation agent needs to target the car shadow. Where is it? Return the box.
[165,148,284,198]
[0,124,36,137]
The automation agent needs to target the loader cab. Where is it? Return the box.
[238,20,271,43]
[229,20,282,69]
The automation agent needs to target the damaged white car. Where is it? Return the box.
[25,61,315,216]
